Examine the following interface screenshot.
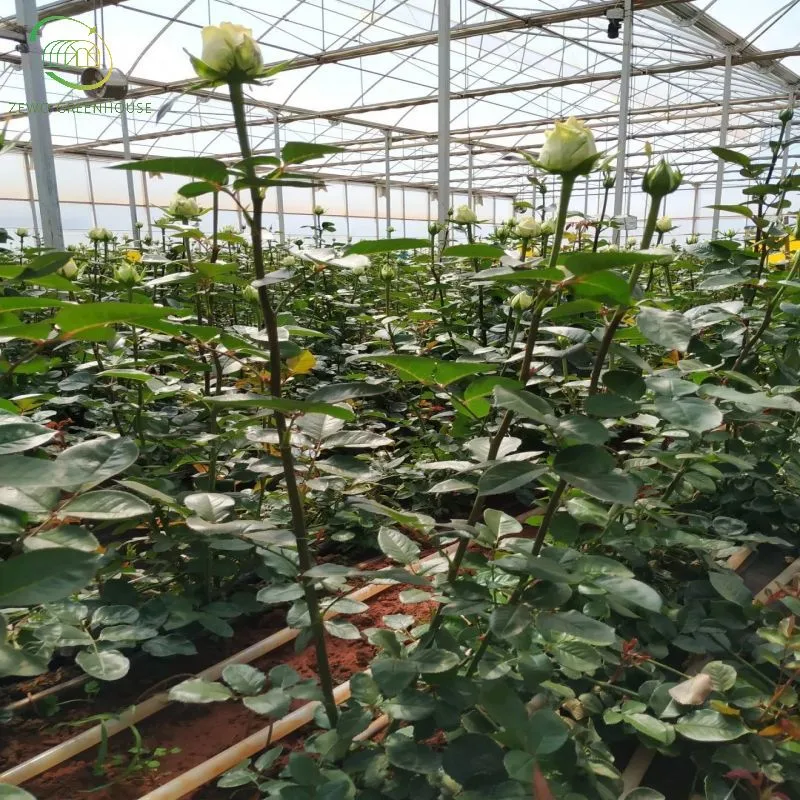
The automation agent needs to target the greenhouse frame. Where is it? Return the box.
[0,0,798,247]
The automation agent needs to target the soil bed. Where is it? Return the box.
[15,586,436,799]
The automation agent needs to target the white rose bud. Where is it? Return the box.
[88,226,113,243]
[242,284,259,303]
[453,204,478,225]
[313,205,326,216]
[196,22,263,81]
[16,227,29,238]
[380,266,396,280]
[655,216,673,233]
[516,215,541,239]
[167,195,200,219]
[58,258,79,279]
[114,264,143,286]
[280,255,298,267]
[537,117,598,176]
[540,218,556,236]
[510,290,533,311]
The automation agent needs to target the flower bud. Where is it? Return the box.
[686,233,699,245]
[780,106,794,124]
[537,117,598,176]
[452,204,478,225]
[602,172,616,190]
[167,195,200,220]
[428,221,445,235]
[380,266,396,280]
[58,258,79,279]
[510,290,533,311]
[88,226,114,243]
[642,159,682,198]
[655,216,673,233]
[540,218,556,236]
[16,227,28,238]
[242,284,259,303]
[280,255,298,267]
[195,22,263,81]
[114,263,143,286]
[350,265,366,276]
[313,205,326,216]
[516,215,541,239]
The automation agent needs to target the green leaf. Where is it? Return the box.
[655,398,723,434]
[0,549,97,607]
[490,604,530,639]
[168,678,234,703]
[554,415,610,445]
[0,419,55,454]
[323,431,394,449]
[365,355,494,386]
[478,463,546,496]
[177,180,218,198]
[674,709,748,741]
[546,298,601,319]
[572,270,631,304]
[702,661,737,691]
[698,384,800,412]
[584,393,639,417]
[372,658,418,696]
[345,238,429,255]
[385,734,441,774]
[204,394,355,421]
[54,302,171,339]
[242,688,291,717]
[385,689,437,721]
[24,525,99,552]
[0,297,67,313]
[410,648,460,674]
[97,624,158,642]
[443,243,505,259]
[708,203,755,220]
[559,250,669,276]
[553,444,614,479]
[621,791,665,800]
[442,733,505,787]
[603,370,646,400]
[75,648,130,681]
[56,437,139,491]
[594,577,663,612]
[377,527,420,565]
[18,251,75,280]
[637,307,692,351]
[709,571,752,607]
[307,382,389,403]
[112,156,228,184]
[281,142,341,164]
[222,664,266,695]
[493,386,553,423]
[98,369,154,382]
[710,146,751,168]
[184,492,235,523]
[142,635,197,658]
[537,610,616,646]
[257,584,305,605]
[526,708,570,754]
[59,490,152,520]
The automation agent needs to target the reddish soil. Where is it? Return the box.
[9,586,436,800]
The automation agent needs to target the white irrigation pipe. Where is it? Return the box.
[0,547,452,788]
[138,683,389,800]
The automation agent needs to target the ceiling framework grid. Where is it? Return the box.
[0,0,798,232]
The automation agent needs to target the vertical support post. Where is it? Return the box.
[691,182,701,235]
[274,118,286,244]
[23,152,41,244]
[374,185,380,238]
[140,172,153,239]
[401,187,407,237]
[384,131,392,237]
[120,104,140,245]
[84,155,97,228]
[625,170,634,245]
[467,145,474,208]
[782,89,794,179]
[437,0,451,246]
[612,0,633,244]
[344,182,351,240]
[16,0,63,249]
[712,51,733,237]
[583,174,589,215]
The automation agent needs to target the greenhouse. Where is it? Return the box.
[1,1,800,799]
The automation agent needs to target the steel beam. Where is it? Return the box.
[15,0,63,249]
[613,0,633,245]
[712,52,733,237]
[274,119,286,244]
[384,131,392,237]
[120,103,140,245]
[438,0,451,242]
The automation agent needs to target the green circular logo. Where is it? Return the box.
[29,15,113,92]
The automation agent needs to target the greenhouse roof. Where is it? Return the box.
[0,0,799,199]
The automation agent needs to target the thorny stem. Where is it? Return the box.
[426,176,575,644]
[592,185,611,253]
[229,80,338,725]
[588,193,663,395]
